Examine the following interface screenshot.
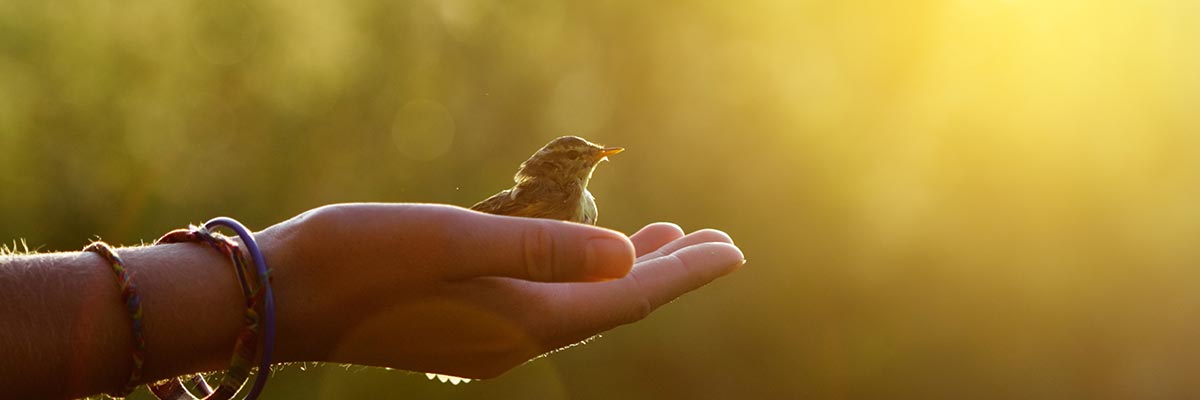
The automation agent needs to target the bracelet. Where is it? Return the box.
[82,241,146,397]
[206,217,277,400]
[147,217,277,400]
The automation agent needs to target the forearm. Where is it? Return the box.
[0,243,246,398]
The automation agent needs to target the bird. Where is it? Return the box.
[471,136,624,225]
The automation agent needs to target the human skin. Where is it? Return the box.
[0,203,745,398]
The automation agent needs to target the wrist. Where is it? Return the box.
[254,213,337,364]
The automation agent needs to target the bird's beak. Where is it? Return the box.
[596,147,625,160]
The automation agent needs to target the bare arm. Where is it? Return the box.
[0,203,745,399]
[0,241,247,398]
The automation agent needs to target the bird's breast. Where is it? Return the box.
[578,189,598,224]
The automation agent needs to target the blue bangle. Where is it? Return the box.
[204,217,277,400]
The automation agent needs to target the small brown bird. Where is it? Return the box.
[471,136,624,225]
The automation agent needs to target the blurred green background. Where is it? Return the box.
[4,0,1200,398]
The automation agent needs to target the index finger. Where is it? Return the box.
[532,241,746,347]
[630,223,685,257]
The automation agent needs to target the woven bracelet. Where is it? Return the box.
[147,217,277,400]
[82,241,146,398]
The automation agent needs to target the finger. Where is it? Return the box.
[534,242,745,345]
[629,223,685,257]
[441,209,636,282]
[637,228,735,263]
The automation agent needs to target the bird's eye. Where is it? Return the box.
[565,150,581,159]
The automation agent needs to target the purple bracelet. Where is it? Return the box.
[204,217,277,400]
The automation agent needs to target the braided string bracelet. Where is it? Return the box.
[147,217,277,400]
[81,241,146,398]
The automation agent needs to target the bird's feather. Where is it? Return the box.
[471,179,586,223]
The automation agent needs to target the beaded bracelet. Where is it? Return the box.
[146,217,277,400]
[82,241,146,397]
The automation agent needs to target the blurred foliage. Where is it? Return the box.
[4,0,1200,398]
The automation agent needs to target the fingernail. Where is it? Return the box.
[586,237,634,279]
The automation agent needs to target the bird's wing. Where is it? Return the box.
[470,188,522,214]
[512,181,582,221]
[471,182,583,222]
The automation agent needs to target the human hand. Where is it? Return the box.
[257,203,745,378]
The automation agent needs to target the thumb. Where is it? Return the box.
[441,209,635,282]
